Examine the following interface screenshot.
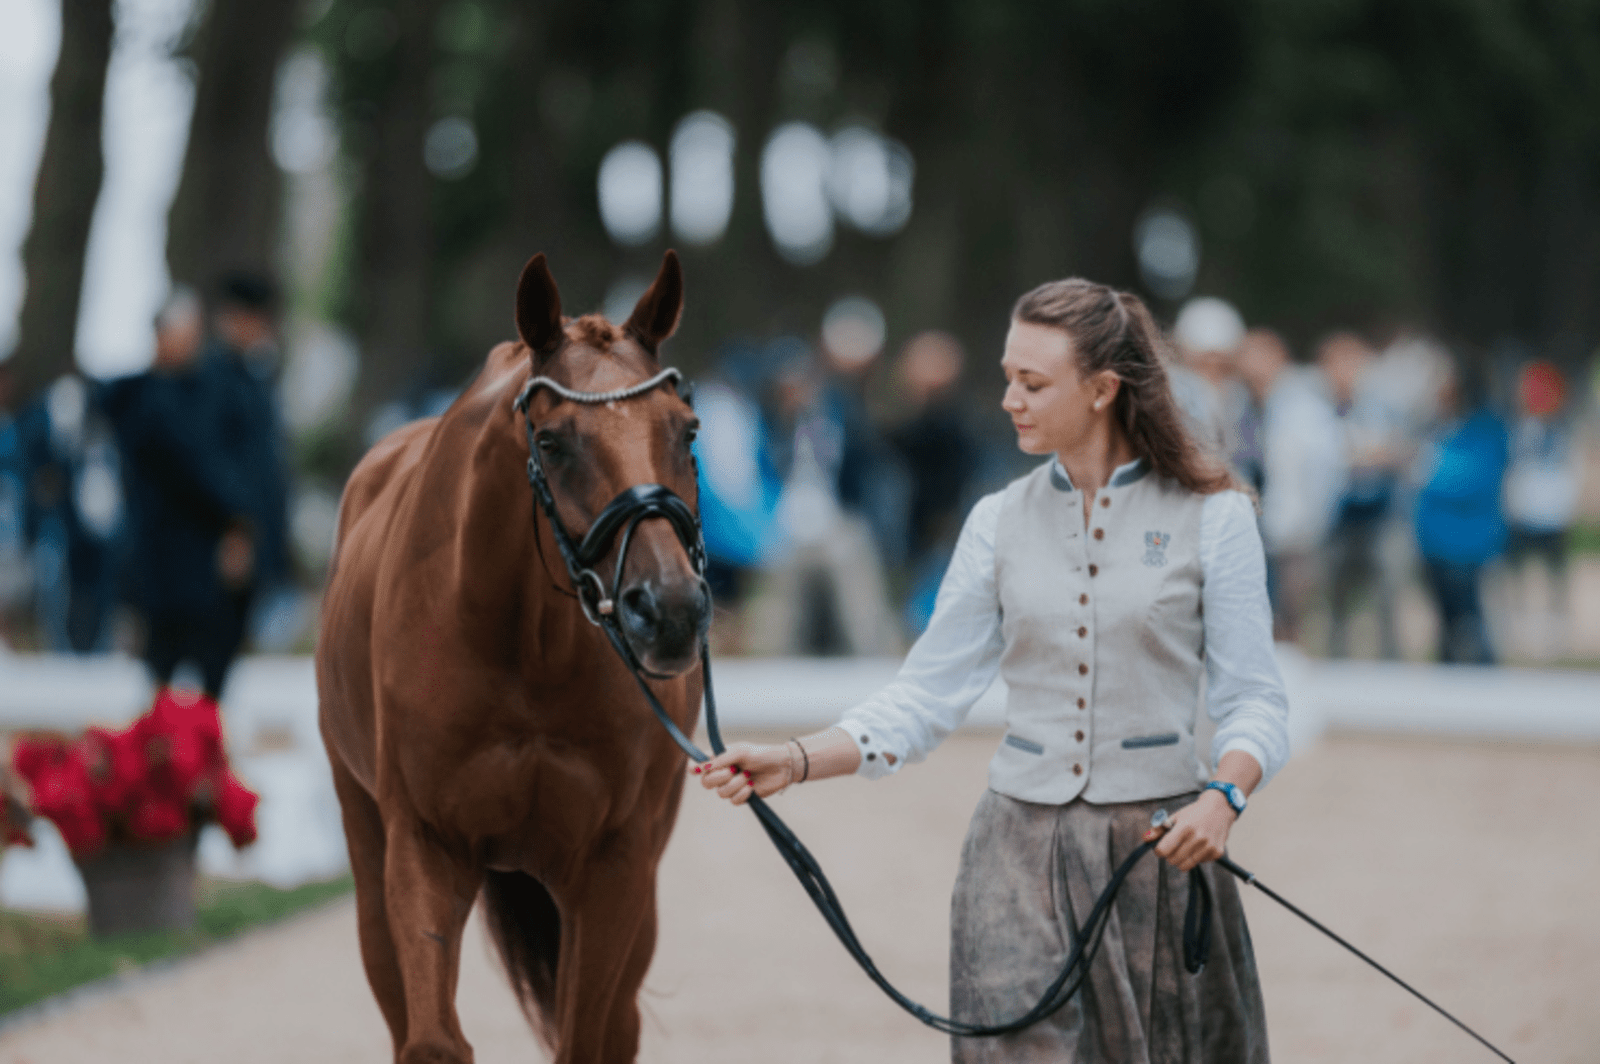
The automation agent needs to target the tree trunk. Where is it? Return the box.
[343,0,444,451]
[165,0,302,290]
[9,0,115,403]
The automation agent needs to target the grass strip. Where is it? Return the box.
[0,874,352,1016]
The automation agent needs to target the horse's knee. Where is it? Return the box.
[398,1037,473,1064]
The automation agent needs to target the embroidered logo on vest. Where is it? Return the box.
[1143,531,1171,567]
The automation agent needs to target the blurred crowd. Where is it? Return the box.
[0,275,289,695]
[1,278,1593,673]
[1166,299,1590,665]
[693,309,1000,657]
[694,296,1594,666]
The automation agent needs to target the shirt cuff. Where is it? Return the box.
[837,716,903,780]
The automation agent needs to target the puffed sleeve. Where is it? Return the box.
[837,492,1006,778]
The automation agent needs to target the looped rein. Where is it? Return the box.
[511,367,1210,1037]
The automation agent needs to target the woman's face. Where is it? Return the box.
[1001,320,1107,456]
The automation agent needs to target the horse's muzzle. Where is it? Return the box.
[618,576,711,676]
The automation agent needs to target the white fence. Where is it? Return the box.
[2,650,1596,911]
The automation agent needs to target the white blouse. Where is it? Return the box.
[840,459,1292,788]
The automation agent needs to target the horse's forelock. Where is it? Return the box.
[566,314,622,351]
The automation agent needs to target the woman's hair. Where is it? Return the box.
[1012,278,1239,495]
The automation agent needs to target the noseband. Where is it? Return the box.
[513,367,706,629]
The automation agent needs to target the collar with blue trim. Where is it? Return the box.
[1049,456,1149,493]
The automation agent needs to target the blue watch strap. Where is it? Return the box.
[1204,780,1246,815]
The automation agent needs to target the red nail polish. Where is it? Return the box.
[692,766,702,774]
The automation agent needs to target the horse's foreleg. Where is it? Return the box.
[384,814,483,1064]
[599,895,659,1063]
[552,845,657,1064]
[329,753,408,1053]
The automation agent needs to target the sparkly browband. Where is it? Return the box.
[514,367,682,413]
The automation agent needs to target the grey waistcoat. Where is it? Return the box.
[990,460,1208,805]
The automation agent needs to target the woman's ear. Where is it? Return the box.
[1091,370,1121,411]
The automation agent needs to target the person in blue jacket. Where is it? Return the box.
[1414,360,1509,664]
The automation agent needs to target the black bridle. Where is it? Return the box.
[513,369,1514,1057]
[515,367,705,625]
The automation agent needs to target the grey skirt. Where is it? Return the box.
[950,790,1269,1064]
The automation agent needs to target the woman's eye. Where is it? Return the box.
[1024,382,1043,393]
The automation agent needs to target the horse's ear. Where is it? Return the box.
[515,253,563,357]
[625,249,684,354]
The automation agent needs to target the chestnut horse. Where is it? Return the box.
[317,251,709,1064]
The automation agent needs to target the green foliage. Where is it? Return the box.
[0,876,353,1017]
[302,0,1600,425]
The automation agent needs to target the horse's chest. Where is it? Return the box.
[412,735,657,860]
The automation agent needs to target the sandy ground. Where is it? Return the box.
[3,731,1596,1064]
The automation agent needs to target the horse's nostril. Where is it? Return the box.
[621,585,659,632]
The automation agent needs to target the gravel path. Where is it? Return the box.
[2,733,1595,1063]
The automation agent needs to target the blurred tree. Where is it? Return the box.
[9,0,115,402]
[166,0,303,290]
[328,0,448,452]
[300,0,1600,462]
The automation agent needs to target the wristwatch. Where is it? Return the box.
[1203,780,1247,817]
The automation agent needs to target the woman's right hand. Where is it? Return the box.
[694,742,794,806]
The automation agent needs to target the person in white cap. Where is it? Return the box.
[1170,295,1248,457]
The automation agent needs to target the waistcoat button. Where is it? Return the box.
[1101,496,1111,508]
[1077,698,1086,708]
[1075,730,1085,742]
[1093,528,1104,540]
[1078,663,1088,675]
[1072,763,1083,775]
[1088,564,1098,576]
[1079,594,1089,605]
[1077,626,1087,638]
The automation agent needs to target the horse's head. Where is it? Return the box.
[514,250,710,677]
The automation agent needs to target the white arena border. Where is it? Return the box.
[3,648,1597,748]
[2,649,1596,910]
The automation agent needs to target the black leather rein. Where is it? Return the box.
[511,370,1514,1057]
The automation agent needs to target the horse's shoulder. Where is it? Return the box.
[338,417,439,543]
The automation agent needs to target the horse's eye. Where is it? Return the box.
[683,422,699,446]
[535,432,561,455]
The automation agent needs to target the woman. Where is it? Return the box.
[698,279,1289,1062]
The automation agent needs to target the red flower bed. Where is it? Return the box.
[8,689,259,857]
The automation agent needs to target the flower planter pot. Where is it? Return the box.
[75,832,198,938]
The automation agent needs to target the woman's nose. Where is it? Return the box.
[1001,385,1024,412]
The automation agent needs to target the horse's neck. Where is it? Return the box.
[445,397,577,660]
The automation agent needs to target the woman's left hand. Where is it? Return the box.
[1145,790,1236,872]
